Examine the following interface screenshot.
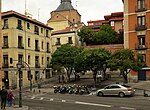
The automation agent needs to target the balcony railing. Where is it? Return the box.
[55,42,61,45]
[3,25,9,29]
[35,46,40,51]
[18,44,24,49]
[17,25,23,30]
[135,24,147,31]
[135,43,148,50]
[2,63,9,68]
[135,5,147,12]
[47,49,51,53]
[68,40,73,44]
[34,31,39,35]
[2,44,9,49]
[35,63,40,68]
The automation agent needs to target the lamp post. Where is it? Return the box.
[16,62,22,108]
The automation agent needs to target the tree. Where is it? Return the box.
[107,49,145,83]
[77,28,95,45]
[95,24,116,45]
[75,48,111,86]
[51,44,81,81]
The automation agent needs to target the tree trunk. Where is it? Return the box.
[123,72,128,83]
[93,71,97,87]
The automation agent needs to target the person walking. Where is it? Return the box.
[0,86,8,110]
[7,89,14,107]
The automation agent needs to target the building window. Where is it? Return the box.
[28,55,30,64]
[34,25,39,35]
[28,38,30,47]
[42,57,44,65]
[138,36,146,49]
[138,16,145,26]
[35,56,40,68]
[47,42,50,53]
[3,36,8,48]
[41,28,43,33]
[135,16,146,31]
[68,37,73,44]
[41,41,44,49]
[111,21,115,26]
[18,54,23,63]
[17,19,23,30]
[3,19,8,29]
[137,0,145,10]
[47,57,50,67]
[56,38,61,45]
[3,55,8,68]
[35,40,40,51]
[46,30,49,37]
[27,23,30,29]
[139,54,146,63]
[18,36,24,49]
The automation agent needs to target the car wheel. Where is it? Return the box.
[97,92,103,97]
[119,92,125,97]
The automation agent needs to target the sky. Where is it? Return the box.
[2,0,123,25]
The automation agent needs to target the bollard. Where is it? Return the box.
[39,89,41,93]
[33,89,35,93]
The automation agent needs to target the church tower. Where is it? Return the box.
[47,0,81,31]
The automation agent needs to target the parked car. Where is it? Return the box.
[96,84,135,97]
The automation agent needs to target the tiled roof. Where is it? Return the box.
[2,10,53,30]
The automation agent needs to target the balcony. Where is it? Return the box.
[35,46,40,51]
[17,25,23,30]
[135,43,147,50]
[34,31,39,35]
[2,25,9,29]
[68,40,73,44]
[18,44,24,49]
[55,42,61,45]
[135,5,147,12]
[2,63,9,68]
[2,44,9,49]
[135,24,147,31]
[47,49,51,53]
[35,63,40,68]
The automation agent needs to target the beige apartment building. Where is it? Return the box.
[1,10,53,88]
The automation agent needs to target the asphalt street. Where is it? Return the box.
[14,91,150,110]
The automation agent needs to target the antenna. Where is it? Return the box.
[25,0,27,15]
[76,0,78,9]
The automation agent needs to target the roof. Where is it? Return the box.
[55,0,74,11]
[2,10,53,30]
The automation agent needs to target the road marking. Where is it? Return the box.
[31,96,35,99]
[40,97,44,100]
[120,107,136,110]
[75,101,112,108]
[62,100,66,102]
[50,98,54,101]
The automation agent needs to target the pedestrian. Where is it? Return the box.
[7,89,14,107]
[0,86,8,110]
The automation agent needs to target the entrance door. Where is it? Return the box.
[138,71,146,80]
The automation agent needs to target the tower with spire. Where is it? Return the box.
[47,0,81,31]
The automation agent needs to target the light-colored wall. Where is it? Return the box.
[2,16,52,88]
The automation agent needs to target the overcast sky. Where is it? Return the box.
[2,0,123,25]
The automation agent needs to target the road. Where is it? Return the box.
[14,91,150,110]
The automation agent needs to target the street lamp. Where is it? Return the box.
[16,62,22,108]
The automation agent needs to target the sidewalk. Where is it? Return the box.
[5,105,28,110]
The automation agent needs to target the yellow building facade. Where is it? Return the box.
[1,11,53,89]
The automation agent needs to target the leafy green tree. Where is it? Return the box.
[95,24,116,44]
[107,49,145,83]
[77,28,95,45]
[51,44,82,81]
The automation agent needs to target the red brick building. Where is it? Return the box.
[124,0,150,81]
[87,12,124,32]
